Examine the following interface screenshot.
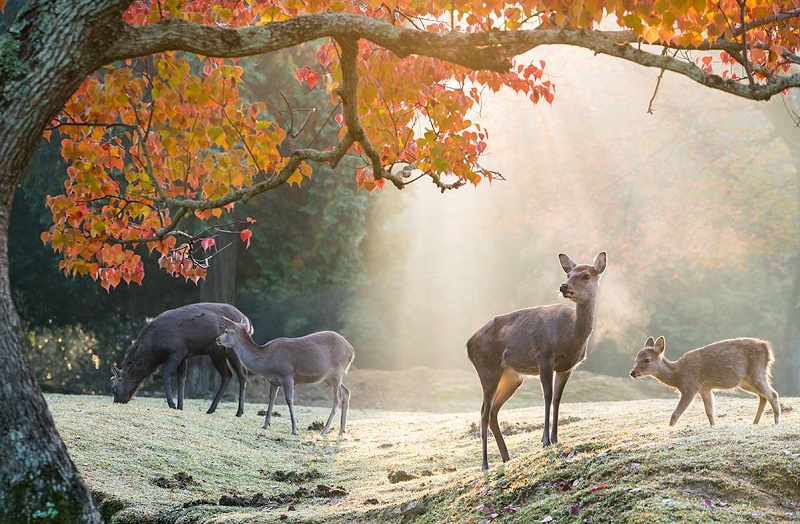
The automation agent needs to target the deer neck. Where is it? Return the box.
[654,359,680,388]
[121,344,159,385]
[572,299,596,343]
[232,336,271,370]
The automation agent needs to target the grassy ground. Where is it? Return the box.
[48,370,799,523]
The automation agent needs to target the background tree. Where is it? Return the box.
[2,1,800,521]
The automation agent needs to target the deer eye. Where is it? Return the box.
[644,358,650,363]
[582,274,590,280]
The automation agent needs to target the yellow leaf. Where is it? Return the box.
[287,169,304,187]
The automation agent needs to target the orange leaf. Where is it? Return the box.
[240,228,252,249]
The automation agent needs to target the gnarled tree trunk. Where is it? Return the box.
[0,1,131,520]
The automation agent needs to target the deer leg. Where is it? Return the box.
[488,368,523,463]
[321,378,342,436]
[206,352,232,415]
[281,378,298,435]
[176,358,188,411]
[669,391,696,426]
[748,378,780,424]
[339,384,350,435]
[476,369,501,472]
[699,390,715,426]
[227,352,247,417]
[550,370,572,445]
[161,355,183,409]
[479,398,491,471]
[539,367,555,446]
[754,396,767,425]
[263,383,279,428]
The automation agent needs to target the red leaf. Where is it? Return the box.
[306,71,319,88]
[295,66,309,84]
[334,113,344,125]
[569,504,580,516]
[240,228,252,249]
[200,237,215,252]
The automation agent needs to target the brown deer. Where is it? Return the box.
[217,317,355,436]
[467,252,606,470]
[630,336,780,427]
[111,302,250,416]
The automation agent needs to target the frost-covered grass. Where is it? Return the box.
[48,375,799,523]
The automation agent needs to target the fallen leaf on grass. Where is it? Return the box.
[700,498,717,510]
[590,483,609,494]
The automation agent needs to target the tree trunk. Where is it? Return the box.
[781,145,800,395]
[763,96,800,395]
[0,211,100,522]
[0,1,130,520]
[191,233,238,397]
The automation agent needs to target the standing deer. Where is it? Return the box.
[468,252,607,470]
[111,302,250,416]
[217,317,354,436]
[630,336,780,427]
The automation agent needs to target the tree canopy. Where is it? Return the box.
[38,0,800,291]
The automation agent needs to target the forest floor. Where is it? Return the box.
[49,368,800,523]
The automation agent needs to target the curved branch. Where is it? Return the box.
[107,14,800,103]
[107,14,515,72]
[148,138,355,216]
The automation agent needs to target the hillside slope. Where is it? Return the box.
[48,377,799,523]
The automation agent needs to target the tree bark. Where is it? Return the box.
[0,1,130,520]
[192,232,238,395]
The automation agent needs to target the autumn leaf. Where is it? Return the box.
[200,237,215,252]
[700,499,717,510]
[240,228,252,249]
[306,71,319,88]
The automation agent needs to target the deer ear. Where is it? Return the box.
[593,252,607,274]
[645,336,655,348]
[654,336,666,354]
[559,253,576,274]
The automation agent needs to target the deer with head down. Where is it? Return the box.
[468,252,607,471]
[217,317,354,436]
[630,336,780,427]
[111,302,250,416]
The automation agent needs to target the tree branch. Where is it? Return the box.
[106,14,800,102]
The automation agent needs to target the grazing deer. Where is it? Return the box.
[111,302,250,416]
[217,317,355,436]
[467,252,607,470]
[630,336,780,427]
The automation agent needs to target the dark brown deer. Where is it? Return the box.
[467,252,606,470]
[111,302,251,416]
[630,336,780,426]
[217,317,355,435]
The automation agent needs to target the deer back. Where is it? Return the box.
[266,331,354,382]
[118,303,249,383]
[678,338,773,390]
